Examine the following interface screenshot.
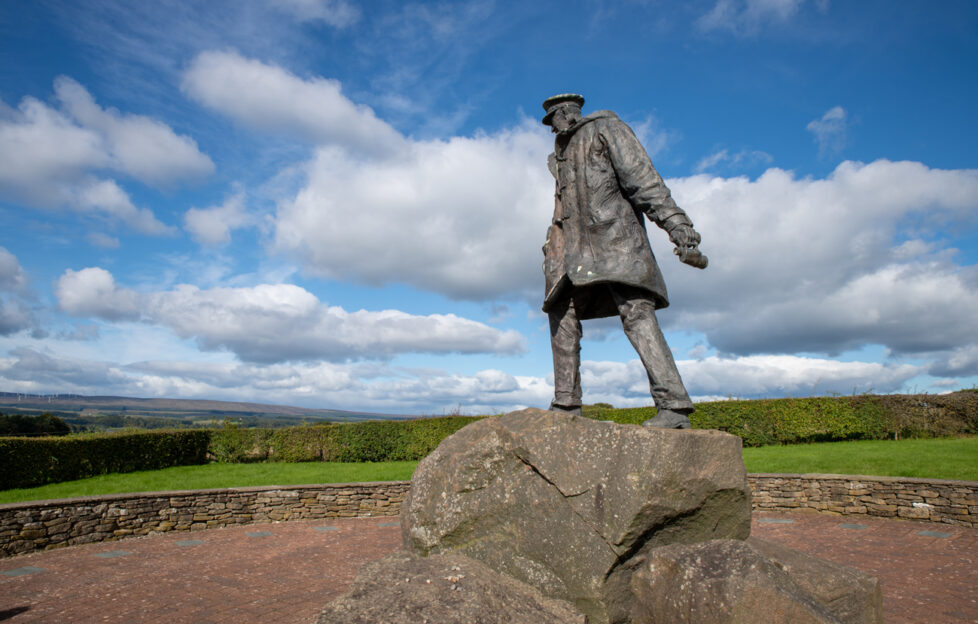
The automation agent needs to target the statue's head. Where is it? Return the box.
[542,93,584,132]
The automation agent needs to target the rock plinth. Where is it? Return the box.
[401,408,751,623]
[315,550,585,624]
[319,408,883,624]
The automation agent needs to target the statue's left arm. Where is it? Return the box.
[602,120,707,268]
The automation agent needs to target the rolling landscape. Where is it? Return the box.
[0,392,411,430]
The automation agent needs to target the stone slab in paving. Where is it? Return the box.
[918,530,953,538]
[756,517,795,524]
[0,512,974,623]
[1,567,44,577]
[840,523,868,529]
[175,540,204,547]
[93,551,130,559]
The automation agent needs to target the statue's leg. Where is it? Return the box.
[548,295,583,416]
[611,285,693,427]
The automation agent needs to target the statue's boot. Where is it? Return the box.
[642,408,692,429]
[549,402,583,417]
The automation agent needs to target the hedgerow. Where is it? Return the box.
[582,391,977,446]
[0,429,210,490]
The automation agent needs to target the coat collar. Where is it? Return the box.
[556,110,619,139]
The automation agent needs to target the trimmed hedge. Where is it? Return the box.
[583,391,978,446]
[208,416,481,463]
[0,429,210,490]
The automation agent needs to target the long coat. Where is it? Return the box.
[542,111,690,319]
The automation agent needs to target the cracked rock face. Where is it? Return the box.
[629,538,883,624]
[401,408,752,624]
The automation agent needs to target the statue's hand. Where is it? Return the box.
[670,225,708,269]
[668,225,700,249]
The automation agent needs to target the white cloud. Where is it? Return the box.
[266,0,360,27]
[663,159,978,362]
[53,76,214,186]
[181,51,405,156]
[577,355,920,404]
[806,105,848,157]
[274,119,554,300]
[56,267,141,321]
[698,0,804,35]
[184,193,252,246]
[53,268,526,362]
[0,247,28,292]
[0,77,212,233]
[76,179,173,235]
[0,299,34,336]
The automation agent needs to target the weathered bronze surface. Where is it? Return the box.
[541,94,707,428]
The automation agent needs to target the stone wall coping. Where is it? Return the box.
[748,473,978,487]
[4,473,975,513]
[0,480,412,512]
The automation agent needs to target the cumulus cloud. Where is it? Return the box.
[663,159,978,364]
[698,0,804,35]
[56,267,141,321]
[76,179,172,235]
[181,51,404,156]
[0,299,34,336]
[184,193,252,245]
[54,268,526,362]
[267,0,360,27]
[0,247,36,336]
[0,247,28,292]
[53,76,214,186]
[0,77,211,233]
[274,120,554,300]
[577,355,921,405]
[806,105,848,158]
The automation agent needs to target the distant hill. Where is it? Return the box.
[0,392,412,427]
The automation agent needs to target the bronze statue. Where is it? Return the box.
[541,94,707,429]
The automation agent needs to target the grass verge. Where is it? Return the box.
[742,436,978,481]
[2,437,975,505]
[0,460,418,505]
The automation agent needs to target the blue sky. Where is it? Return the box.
[1,0,977,415]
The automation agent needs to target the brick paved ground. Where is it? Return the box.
[752,510,978,624]
[1,511,975,623]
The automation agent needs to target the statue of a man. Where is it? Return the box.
[541,94,707,429]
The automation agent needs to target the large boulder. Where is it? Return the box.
[315,550,585,623]
[401,408,751,623]
[628,538,883,624]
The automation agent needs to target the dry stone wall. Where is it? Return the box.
[1,481,409,558]
[749,474,977,527]
[2,475,975,558]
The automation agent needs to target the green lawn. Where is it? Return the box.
[2,437,975,505]
[0,460,419,505]
[743,436,978,481]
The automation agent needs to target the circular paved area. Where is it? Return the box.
[1,511,976,623]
